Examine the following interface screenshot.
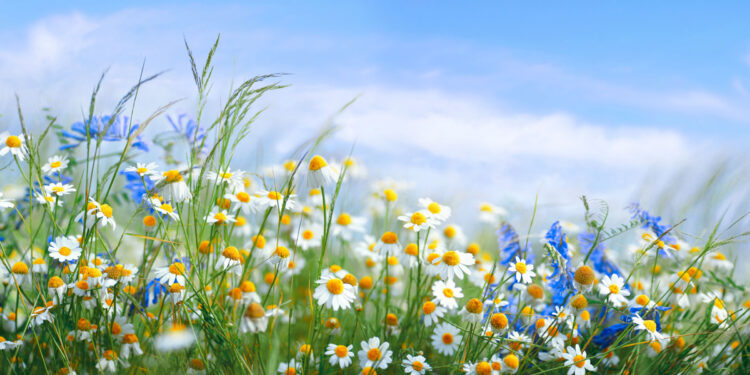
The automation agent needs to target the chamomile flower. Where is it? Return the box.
[706,251,733,270]
[44,182,76,197]
[442,224,467,246]
[307,155,338,188]
[160,169,192,202]
[431,279,463,309]
[489,312,510,333]
[154,261,188,285]
[256,190,296,211]
[357,336,393,369]
[313,273,357,311]
[206,167,244,191]
[478,202,506,223]
[325,343,354,369]
[561,345,595,375]
[78,198,116,229]
[42,155,69,175]
[0,132,27,160]
[419,197,451,222]
[296,225,322,250]
[224,191,258,214]
[421,300,446,326]
[205,207,235,225]
[216,246,244,273]
[598,274,630,308]
[509,256,536,284]
[277,359,300,375]
[154,323,195,351]
[240,303,268,334]
[463,360,496,375]
[573,265,595,292]
[125,162,159,178]
[402,354,431,374]
[398,210,436,232]
[268,246,293,269]
[150,198,179,221]
[9,261,31,286]
[35,191,61,207]
[460,298,485,323]
[332,212,367,241]
[429,249,474,280]
[374,231,401,255]
[431,322,462,355]
[48,276,67,302]
[48,235,82,262]
[631,314,665,342]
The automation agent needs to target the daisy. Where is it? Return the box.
[313,273,357,311]
[121,333,144,359]
[706,251,733,270]
[374,231,401,255]
[508,256,536,284]
[431,322,462,355]
[150,198,179,221]
[507,331,531,352]
[216,246,243,273]
[332,213,367,241]
[431,279,463,309]
[9,261,31,286]
[573,265,595,292]
[125,162,160,178]
[397,243,420,268]
[463,360,495,375]
[421,300,446,327]
[442,224,467,246]
[598,274,630,308]
[561,345,596,375]
[478,202,506,224]
[484,294,510,313]
[256,190,296,211]
[205,207,236,225]
[34,191,61,207]
[402,354,431,374]
[631,314,665,342]
[206,167,244,191]
[224,191,258,214]
[0,132,27,160]
[30,302,54,326]
[489,312,510,333]
[78,198,116,229]
[430,249,474,280]
[268,246,293,269]
[325,343,354,369]
[48,276,67,302]
[357,336,393,369]
[307,155,338,188]
[154,324,195,351]
[97,350,118,373]
[419,197,451,222]
[398,210,436,232]
[296,225,322,251]
[154,261,188,285]
[31,258,47,274]
[459,298,485,323]
[277,359,300,375]
[161,169,192,203]
[240,303,268,333]
[42,155,69,175]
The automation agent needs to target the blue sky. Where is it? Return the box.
[1,1,749,226]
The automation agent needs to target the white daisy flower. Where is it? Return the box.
[398,210,437,232]
[508,256,536,284]
[325,343,354,369]
[431,279,463,310]
[374,231,402,256]
[313,273,356,311]
[205,207,236,225]
[357,336,393,369]
[402,354,431,374]
[44,182,76,197]
[332,213,367,241]
[154,261,188,285]
[206,167,244,191]
[421,300,446,327]
[419,197,451,222]
[631,314,665,342]
[161,169,192,203]
[256,190,296,211]
[598,274,630,308]
[42,155,69,175]
[125,162,160,178]
[150,198,180,221]
[0,132,27,161]
[431,322,462,356]
[561,345,596,375]
[48,235,82,263]
[430,249,474,280]
[307,155,338,188]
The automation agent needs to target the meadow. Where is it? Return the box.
[0,40,748,374]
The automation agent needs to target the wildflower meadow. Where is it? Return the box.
[0,40,748,374]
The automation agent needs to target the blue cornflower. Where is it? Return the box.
[629,203,676,245]
[143,279,168,308]
[544,221,575,307]
[120,169,156,203]
[167,114,207,156]
[498,223,531,266]
[60,115,149,152]
[592,323,629,348]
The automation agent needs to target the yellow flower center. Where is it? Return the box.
[643,320,657,332]
[163,170,183,183]
[336,213,352,226]
[214,212,227,222]
[267,191,281,200]
[444,226,456,238]
[427,202,441,214]
[381,232,398,244]
[335,345,348,357]
[326,278,344,295]
[308,155,327,171]
[236,192,250,203]
[51,160,62,168]
[100,204,113,218]
[527,284,544,299]
[442,251,461,266]
[609,284,620,294]
[160,203,173,213]
[476,362,492,375]
[5,135,21,148]
[713,252,726,260]
[302,230,314,240]
[52,186,65,193]
[422,301,436,314]
[515,262,527,274]
[59,246,72,256]
[441,333,453,344]
[412,361,423,371]
[491,313,508,329]
[443,288,454,298]
[383,189,397,202]
[574,265,595,285]
[274,246,290,259]
[504,354,519,369]
[143,215,156,227]
[48,276,64,288]
[11,262,28,274]
[571,294,588,309]
[635,294,650,306]
[222,246,242,261]
[573,355,586,368]
[169,263,186,275]
[367,348,381,361]
[410,212,427,225]
[220,172,233,179]
[465,298,483,314]
[404,243,418,256]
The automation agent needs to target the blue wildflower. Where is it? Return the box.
[120,169,156,203]
[60,115,150,152]
[629,203,676,245]
[593,323,629,348]
[498,223,531,266]
[168,114,208,156]
[143,279,167,308]
[579,232,623,278]
[544,221,575,307]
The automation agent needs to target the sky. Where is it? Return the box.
[1,1,749,233]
